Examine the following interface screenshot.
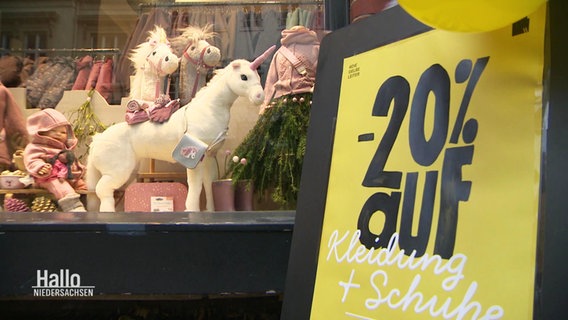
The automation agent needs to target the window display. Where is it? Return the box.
[0,0,328,213]
[87,46,274,212]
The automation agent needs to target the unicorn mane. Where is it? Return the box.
[129,26,170,70]
[170,24,217,57]
[128,26,179,101]
[189,66,226,101]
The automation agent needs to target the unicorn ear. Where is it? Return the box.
[149,39,158,47]
[231,61,242,70]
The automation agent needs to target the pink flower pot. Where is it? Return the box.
[212,179,235,211]
[235,180,254,211]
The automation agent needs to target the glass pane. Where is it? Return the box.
[0,0,328,214]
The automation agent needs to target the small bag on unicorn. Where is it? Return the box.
[171,133,209,169]
[172,130,227,169]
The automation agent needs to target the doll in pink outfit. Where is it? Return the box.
[24,109,87,212]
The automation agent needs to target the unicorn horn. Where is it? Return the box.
[250,45,276,70]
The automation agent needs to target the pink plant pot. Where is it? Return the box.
[212,179,235,211]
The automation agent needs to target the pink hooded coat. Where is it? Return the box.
[23,109,85,181]
[261,26,320,112]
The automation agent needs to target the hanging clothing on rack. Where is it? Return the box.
[85,59,102,90]
[133,0,325,98]
[286,6,316,29]
[23,59,46,107]
[213,8,236,62]
[71,55,115,103]
[72,55,94,90]
[95,57,114,102]
[170,10,180,36]
[232,8,256,62]
[253,7,282,82]
[19,57,35,88]
[254,7,282,55]
[3,48,119,106]
[36,56,76,109]
[0,55,24,87]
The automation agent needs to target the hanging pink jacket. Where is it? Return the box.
[72,55,93,90]
[95,57,113,102]
[85,59,102,90]
[261,26,320,112]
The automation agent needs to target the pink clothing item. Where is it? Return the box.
[35,154,81,184]
[148,99,180,123]
[95,57,113,102]
[72,55,93,90]
[126,99,150,112]
[37,178,83,200]
[53,160,69,179]
[261,26,320,112]
[34,159,68,183]
[125,109,150,125]
[85,60,102,90]
[23,109,86,198]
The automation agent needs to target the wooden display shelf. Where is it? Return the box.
[0,188,123,212]
[137,158,187,182]
[136,171,187,182]
[0,188,93,195]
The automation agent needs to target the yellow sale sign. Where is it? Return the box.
[310,4,545,320]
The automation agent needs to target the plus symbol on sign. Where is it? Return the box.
[339,269,361,303]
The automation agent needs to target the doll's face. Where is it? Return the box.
[41,125,68,143]
[57,152,68,163]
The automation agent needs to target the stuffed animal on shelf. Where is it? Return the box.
[87,45,276,212]
[170,24,221,106]
[126,25,181,125]
[23,109,87,212]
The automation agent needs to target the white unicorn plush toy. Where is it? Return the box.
[170,25,221,105]
[126,26,180,124]
[87,45,277,212]
[129,26,179,102]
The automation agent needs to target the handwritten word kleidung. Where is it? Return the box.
[327,229,504,319]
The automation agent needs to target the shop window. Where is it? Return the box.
[0,0,338,214]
